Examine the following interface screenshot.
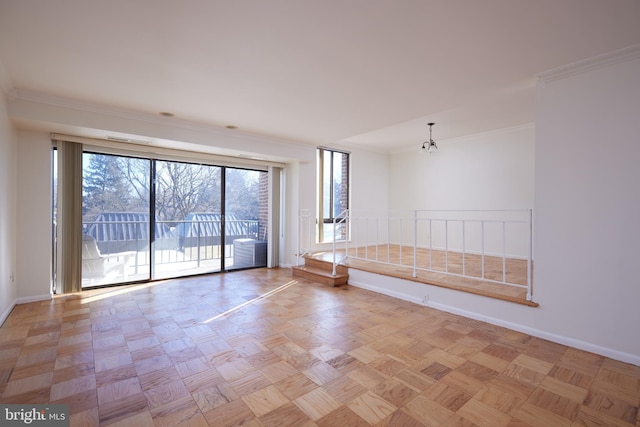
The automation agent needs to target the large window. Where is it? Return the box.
[82,153,150,286]
[317,147,349,242]
[54,141,271,290]
[225,168,268,270]
[153,160,222,280]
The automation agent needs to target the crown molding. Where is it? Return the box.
[538,43,640,84]
[10,89,316,150]
[440,123,535,145]
[11,88,239,135]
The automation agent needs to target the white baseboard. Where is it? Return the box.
[347,278,640,367]
[348,279,424,306]
[1,293,53,326]
[0,300,16,326]
[425,300,640,366]
[15,293,52,305]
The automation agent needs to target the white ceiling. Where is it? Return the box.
[1,0,640,153]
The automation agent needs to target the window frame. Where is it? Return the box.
[52,135,280,292]
[317,147,350,243]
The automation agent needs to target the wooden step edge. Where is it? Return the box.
[291,265,348,287]
[344,265,538,307]
[300,257,348,274]
[291,265,349,279]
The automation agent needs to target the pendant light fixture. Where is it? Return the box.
[421,122,438,154]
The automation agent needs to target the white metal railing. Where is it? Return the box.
[299,209,534,301]
[296,209,313,266]
[331,209,350,275]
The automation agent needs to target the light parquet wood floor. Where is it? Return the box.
[1,267,639,426]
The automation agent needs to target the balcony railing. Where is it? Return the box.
[80,218,261,285]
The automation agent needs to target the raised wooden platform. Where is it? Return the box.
[296,248,538,307]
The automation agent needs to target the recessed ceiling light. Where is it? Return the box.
[159,112,174,117]
[226,125,238,130]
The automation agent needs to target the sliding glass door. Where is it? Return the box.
[82,153,150,287]
[77,152,268,288]
[225,168,268,270]
[153,160,222,279]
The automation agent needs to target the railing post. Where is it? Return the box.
[330,209,348,276]
[445,219,449,273]
[307,212,311,261]
[387,217,391,264]
[481,220,485,279]
[462,220,466,277]
[297,210,301,267]
[429,218,433,270]
[412,210,417,278]
[376,216,379,261]
[365,217,369,259]
[399,218,403,266]
[344,211,349,264]
[527,209,533,301]
[135,221,139,275]
[196,221,201,268]
[353,216,358,258]
[502,221,507,283]
[331,212,337,276]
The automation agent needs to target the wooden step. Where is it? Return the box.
[291,265,348,287]
[301,256,348,275]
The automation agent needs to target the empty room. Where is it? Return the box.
[1,1,640,426]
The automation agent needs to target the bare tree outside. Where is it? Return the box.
[83,153,148,222]
[154,161,221,223]
[83,154,263,224]
[225,168,261,220]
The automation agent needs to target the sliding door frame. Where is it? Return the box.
[53,135,282,292]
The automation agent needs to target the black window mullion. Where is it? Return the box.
[220,166,227,271]
[329,150,334,222]
[317,147,349,242]
[149,159,156,280]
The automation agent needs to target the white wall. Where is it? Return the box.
[388,126,535,257]
[356,49,640,365]
[390,125,535,212]
[16,130,53,301]
[282,154,315,267]
[350,147,389,215]
[0,88,17,324]
[534,52,640,361]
